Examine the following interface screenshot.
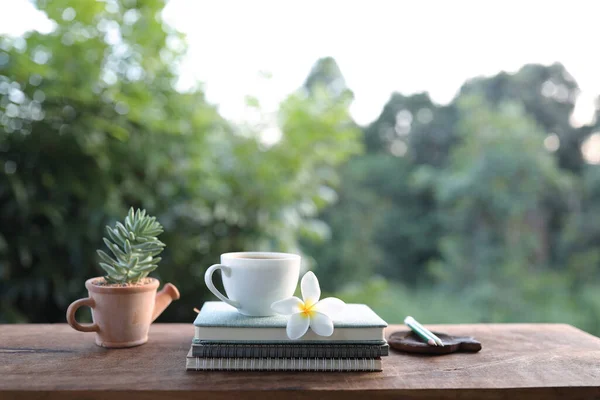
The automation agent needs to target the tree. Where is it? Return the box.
[425,96,574,318]
[364,92,457,168]
[309,90,455,287]
[1,0,217,321]
[0,1,361,322]
[459,63,583,173]
[303,56,349,99]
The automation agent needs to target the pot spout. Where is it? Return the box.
[152,283,180,322]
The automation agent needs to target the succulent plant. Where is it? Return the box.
[97,208,165,284]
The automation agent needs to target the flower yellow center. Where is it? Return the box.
[300,301,316,318]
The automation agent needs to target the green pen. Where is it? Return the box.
[404,316,443,346]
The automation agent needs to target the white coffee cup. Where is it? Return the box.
[204,252,301,316]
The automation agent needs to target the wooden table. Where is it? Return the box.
[1,323,599,399]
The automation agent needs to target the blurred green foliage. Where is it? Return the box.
[307,59,600,335]
[1,1,600,335]
[0,0,360,322]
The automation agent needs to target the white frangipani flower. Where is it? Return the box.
[271,271,346,340]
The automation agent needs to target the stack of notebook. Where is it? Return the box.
[187,301,388,371]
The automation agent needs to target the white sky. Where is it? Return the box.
[1,0,599,126]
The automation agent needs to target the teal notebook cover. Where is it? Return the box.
[193,301,387,343]
[194,301,388,329]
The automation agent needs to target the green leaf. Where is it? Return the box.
[150,248,165,256]
[150,256,161,265]
[127,256,138,270]
[132,216,140,233]
[104,274,122,284]
[97,250,117,265]
[127,269,142,279]
[135,264,158,272]
[145,217,157,230]
[138,217,151,233]
[99,262,122,277]
[106,227,125,247]
[137,257,161,267]
[124,239,132,255]
[103,238,127,261]
[116,222,129,239]
[141,245,163,252]
[132,241,161,250]
[125,214,133,231]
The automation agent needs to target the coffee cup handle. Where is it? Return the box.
[204,264,240,309]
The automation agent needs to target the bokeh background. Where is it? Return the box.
[1,0,600,335]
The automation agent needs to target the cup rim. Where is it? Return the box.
[221,251,300,261]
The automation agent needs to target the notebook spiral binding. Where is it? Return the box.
[191,356,380,371]
[191,343,388,359]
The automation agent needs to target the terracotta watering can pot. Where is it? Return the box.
[66,277,180,348]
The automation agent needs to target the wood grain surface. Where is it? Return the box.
[1,323,599,400]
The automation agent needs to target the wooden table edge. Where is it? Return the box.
[2,387,600,400]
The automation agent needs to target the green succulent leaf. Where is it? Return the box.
[97,250,117,265]
[136,264,158,272]
[98,208,165,284]
[127,208,135,225]
[132,241,164,251]
[99,262,122,277]
[127,256,138,270]
[139,217,151,232]
[116,222,129,239]
[103,238,127,261]
[138,257,161,267]
[105,227,125,247]
[124,239,132,254]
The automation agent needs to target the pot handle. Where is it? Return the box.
[66,297,99,333]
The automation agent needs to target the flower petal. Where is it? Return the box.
[309,311,334,337]
[313,297,346,317]
[271,297,304,315]
[301,271,321,306]
[286,312,310,340]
